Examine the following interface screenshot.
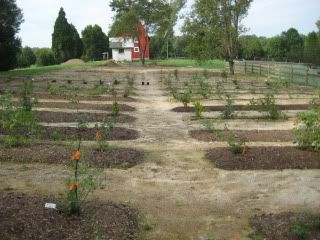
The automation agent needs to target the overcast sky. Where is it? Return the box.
[17,0,320,48]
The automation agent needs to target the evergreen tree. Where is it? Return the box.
[52,8,83,63]
[0,0,24,71]
[81,25,108,60]
[304,32,320,66]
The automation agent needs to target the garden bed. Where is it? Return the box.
[206,147,320,170]
[172,104,310,112]
[33,93,136,102]
[34,111,136,123]
[190,130,294,142]
[0,144,144,168]
[250,212,320,240]
[0,126,139,141]
[34,102,136,111]
[0,192,140,240]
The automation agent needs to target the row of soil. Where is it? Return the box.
[34,102,136,111]
[0,192,140,240]
[0,126,139,141]
[250,212,320,240]
[33,93,137,102]
[34,111,136,123]
[206,147,320,170]
[0,144,144,168]
[172,104,310,112]
[190,130,294,142]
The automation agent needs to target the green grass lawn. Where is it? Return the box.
[0,61,106,78]
[149,59,225,69]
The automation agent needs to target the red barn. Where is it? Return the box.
[110,22,150,61]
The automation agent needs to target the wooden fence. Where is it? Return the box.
[229,60,320,87]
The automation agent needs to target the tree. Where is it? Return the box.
[0,0,24,71]
[35,48,55,66]
[304,32,320,66]
[183,0,253,74]
[239,35,264,60]
[316,20,320,32]
[109,0,171,64]
[52,8,83,63]
[82,25,108,60]
[267,35,287,61]
[283,28,304,62]
[17,47,36,68]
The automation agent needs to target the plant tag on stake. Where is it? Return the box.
[45,203,57,209]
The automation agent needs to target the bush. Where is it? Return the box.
[228,135,247,154]
[111,101,120,116]
[17,47,36,68]
[193,101,204,118]
[223,95,235,119]
[35,48,55,66]
[294,110,320,151]
[250,93,283,119]
[174,90,192,107]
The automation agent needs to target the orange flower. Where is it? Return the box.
[71,150,81,161]
[68,183,78,191]
[95,131,102,141]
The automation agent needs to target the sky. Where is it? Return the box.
[17,0,320,48]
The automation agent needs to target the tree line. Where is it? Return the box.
[1,0,319,72]
[0,1,109,71]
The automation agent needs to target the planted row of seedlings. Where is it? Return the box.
[0,80,144,239]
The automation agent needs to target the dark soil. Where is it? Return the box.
[250,212,320,240]
[0,192,140,240]
[0,144,144,168]
[34,111,136,123]
[35,102,136,111]
[172,104,310,112]
[0,126,139,141]
[206,147,320,170]
[33,93,137,102]
[190,130,294,142]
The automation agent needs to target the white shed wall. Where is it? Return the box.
[112,49,132,61]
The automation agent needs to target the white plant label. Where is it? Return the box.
[45,203,57,209]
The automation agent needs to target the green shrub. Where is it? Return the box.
[220,70,228,79]
[291,221,308,240]
[111,101,120,116]
[294,110,320,151]
[198,80,211,98]
[193,101,205,118]
[223,95,235,119]
[35,48,55,66]
[250,93,283,119]
[174,90,192,107]
[17,47,36,68]
[228,134,247,154]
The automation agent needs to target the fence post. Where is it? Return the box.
[244,61,247,74]
[305,68,309,85]
[259,64,262,76]
[251,63,254,73]
[291,65,294,82]
[278,66,281,81]
[268,64,270,79]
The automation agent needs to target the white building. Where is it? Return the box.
[109,37,134,61]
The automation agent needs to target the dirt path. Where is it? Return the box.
[1,67,319,240]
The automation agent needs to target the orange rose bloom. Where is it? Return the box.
[96,131,102,141]
[71,150,81,161]
[68,183,78,191]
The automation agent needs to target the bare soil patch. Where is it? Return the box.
[35,102,136,111]
[35,111,136,123]
[250,212,320,240]
[0,192,140,240]
[33,93,136,102]
[206,147,320,170]
[190,130,294,142]
[0,144,144,168]
[172,104,310,112]
[63,58,84,64]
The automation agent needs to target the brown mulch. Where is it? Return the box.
[0,144,144,168]
[35,102,136,111]
[0,192,140,240]
[0,126,139,141]
[250,212,320,240]
[34,111,136,123]
[172,104,310,112]
[33,93,136,102]
[190,130,294,142]
[206,147,320,170]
